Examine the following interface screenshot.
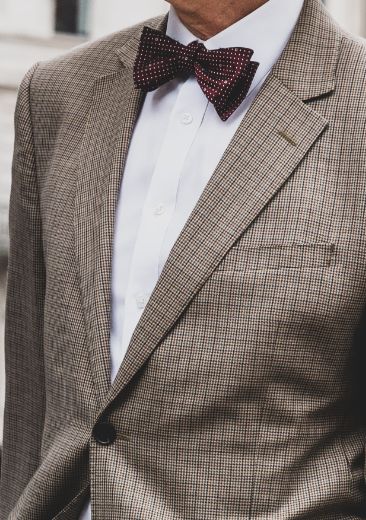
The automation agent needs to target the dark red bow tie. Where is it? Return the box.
[133,27,259,121]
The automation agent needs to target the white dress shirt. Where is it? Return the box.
[80,0,304,518]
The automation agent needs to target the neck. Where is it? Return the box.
[171,0,269,40]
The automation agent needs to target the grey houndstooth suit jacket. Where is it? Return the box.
[1,0,366,518]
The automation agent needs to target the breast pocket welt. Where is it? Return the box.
[216,242,336,273]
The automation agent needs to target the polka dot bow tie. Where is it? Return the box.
[133,26,259,121]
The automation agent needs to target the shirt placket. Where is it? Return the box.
[120,77,208,359]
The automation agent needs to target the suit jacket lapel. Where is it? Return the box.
[74,69,144,403]
[74,16,167,403]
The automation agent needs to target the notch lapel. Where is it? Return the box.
[74,15,168,404]
[74,69,144,403]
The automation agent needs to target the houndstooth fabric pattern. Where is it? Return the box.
[133,26,259,121]
[1,1,366,519]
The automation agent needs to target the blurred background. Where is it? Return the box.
[0,0,365,441]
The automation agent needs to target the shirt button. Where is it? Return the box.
[181,112,193,125]
[153,204,166,216]
[135,293,147,309]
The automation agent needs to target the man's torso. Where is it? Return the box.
[1,0,366,518]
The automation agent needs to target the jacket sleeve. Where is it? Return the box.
[0,63,47,518]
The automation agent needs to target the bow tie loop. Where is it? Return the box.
[133,26,259,121]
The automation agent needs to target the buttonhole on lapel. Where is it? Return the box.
[278,130,297,147]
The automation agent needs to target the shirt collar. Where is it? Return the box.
[166,0,305,89]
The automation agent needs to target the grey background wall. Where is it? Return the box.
[0,0,365,441]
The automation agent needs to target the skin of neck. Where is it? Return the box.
[165,0,269,40]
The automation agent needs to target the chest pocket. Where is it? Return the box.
[216,242,336,272]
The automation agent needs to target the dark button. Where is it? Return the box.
[92,421,117,446]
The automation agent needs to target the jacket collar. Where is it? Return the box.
[271,0,342,100]
[114,15,168,68]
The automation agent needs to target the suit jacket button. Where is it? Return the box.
[92,422,117,445]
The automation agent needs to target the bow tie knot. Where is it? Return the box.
[134,27,259,121]
[180,40,204,73]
